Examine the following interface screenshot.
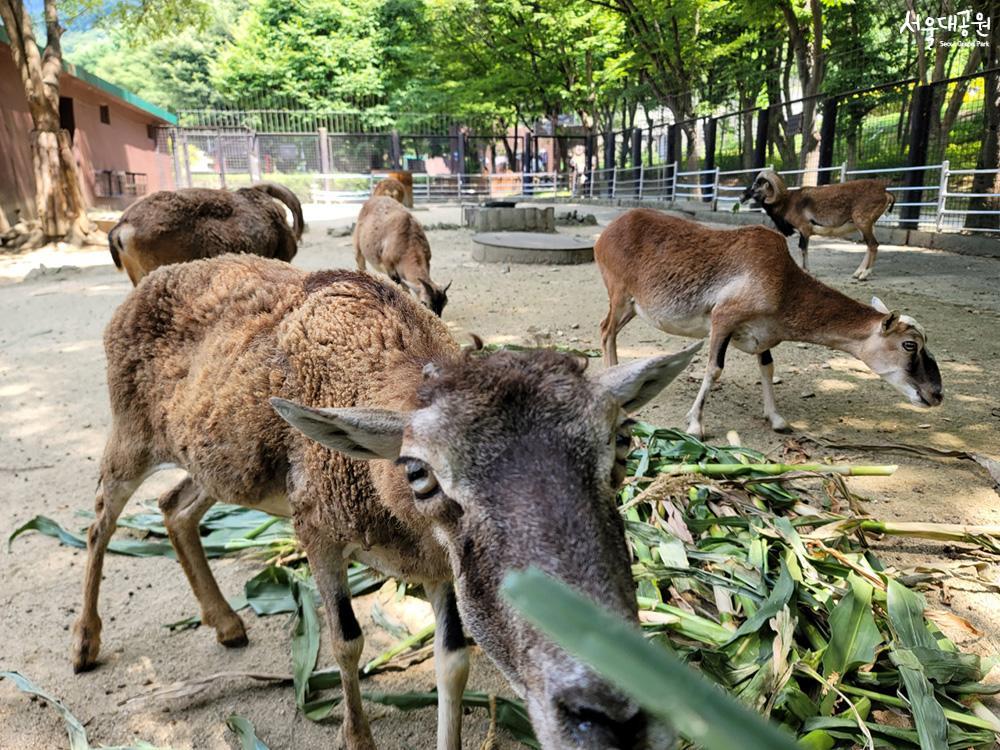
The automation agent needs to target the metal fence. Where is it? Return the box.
[154,67,999,235]
[293,162,997,235]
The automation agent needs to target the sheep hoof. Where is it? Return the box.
[215,615,249,648]
[768,415,791,433]
[685,420,705,439]
[71,617,102,673]
[852,268,871,281]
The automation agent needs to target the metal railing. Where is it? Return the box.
[303,161,999,235]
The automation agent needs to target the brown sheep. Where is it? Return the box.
[107,183,305,285]
[597,209,942,437]
[71,254,699,749]
[354,195,450,316]
[742,170,894,280]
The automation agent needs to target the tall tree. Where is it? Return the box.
[0,0,94,246]
[0,0,206,247]
[966,0,999,230]
[777,0,824,181]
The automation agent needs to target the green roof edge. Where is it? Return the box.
[0,25,179,125]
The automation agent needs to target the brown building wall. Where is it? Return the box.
[0,43,175,223]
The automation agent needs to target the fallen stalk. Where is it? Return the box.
[658,463,897,477]
[363,622,435,674]
[856,520,1000,552]
[837,684,1000,733]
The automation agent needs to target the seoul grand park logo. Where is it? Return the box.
[900,8,992,46]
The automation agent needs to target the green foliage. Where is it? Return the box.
[62,6,237,111]
[212,0,400,109]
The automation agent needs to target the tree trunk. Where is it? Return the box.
[0,0,96,247]
[965,72,1000,229]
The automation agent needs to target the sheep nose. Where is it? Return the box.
[559,700,648,748]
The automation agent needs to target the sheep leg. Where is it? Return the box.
[72,474,143,672]
[853,225,878,281]
[758,350,789,432]
[353,234,366,272]
[426,581,469,750]
[304,536,375,750]
[797,232,810,271]
[600,292,635,367]
[158,477,247,647]
[685,325,732,439]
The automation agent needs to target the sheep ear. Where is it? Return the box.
[881,312,901,334]
[271,398,405,460]
[871,296,890,314]
[595,341,702,412]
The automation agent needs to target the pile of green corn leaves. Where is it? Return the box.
[620,423,1000,749]
[7,422,1000,749]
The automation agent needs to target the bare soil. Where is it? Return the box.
[1,203,998,749]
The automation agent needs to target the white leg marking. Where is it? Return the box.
[686,366,721,438]
[759,358,789,432]
[428,583,469,750]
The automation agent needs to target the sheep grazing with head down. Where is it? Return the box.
[354,195,451,316]
[596,209,942,438]
[72,253,700,750]
[107,183,304,285]
[741,169,895,280]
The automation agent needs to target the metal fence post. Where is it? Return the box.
[611,166,618,198]
[169,129,183,190]
[671,160,679,202]
[638,164,645,199]
[712,167,721,210]
[318,126,330,191]
[840,162,847,183]
[457,172,463,200]
[217,134,227,189]
[935,160,950,231]
[180,130,192,188]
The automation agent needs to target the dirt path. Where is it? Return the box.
[1,203,998,749]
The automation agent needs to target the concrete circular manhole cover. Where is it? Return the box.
[471,232,594,265]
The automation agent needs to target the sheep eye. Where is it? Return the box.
[614,420,636,461]
[902,340,918,353]
[400,458,439,500]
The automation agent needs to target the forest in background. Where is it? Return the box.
[61,0,991,128]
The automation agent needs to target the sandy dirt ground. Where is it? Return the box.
[1,202,999,749]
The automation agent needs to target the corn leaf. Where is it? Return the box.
[226,714,271,750]
[822,573,882,677]
[0,671,90,750]
[502,568,800,750]
[726,561,794,644]
[291,578,321,710]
